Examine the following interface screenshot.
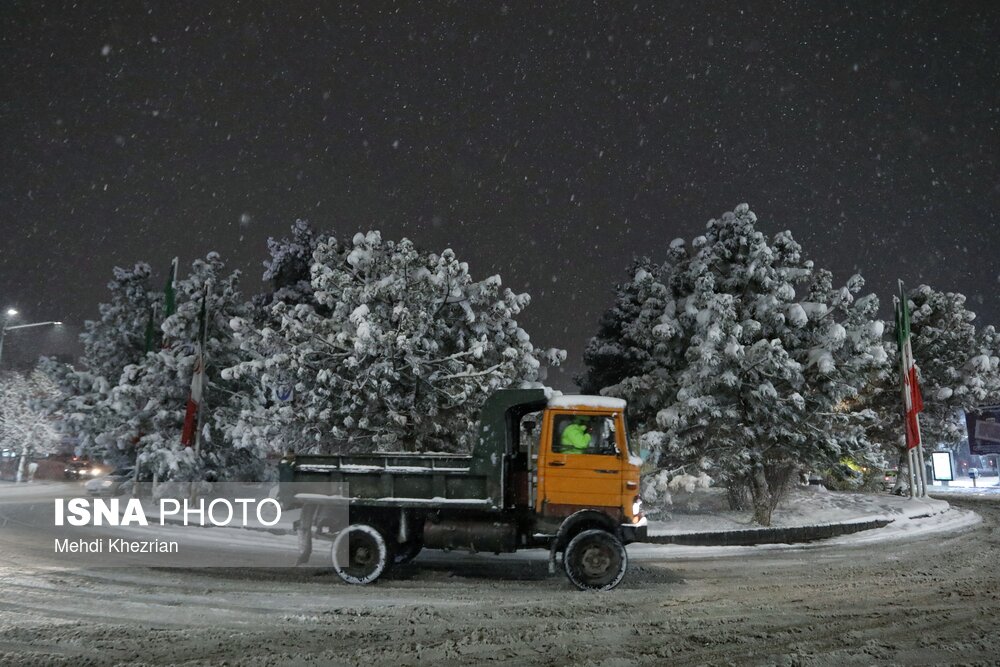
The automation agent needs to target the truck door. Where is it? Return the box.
[538,411,623,516]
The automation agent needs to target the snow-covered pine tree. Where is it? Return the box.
[597,204,887,525]
[0,370,63,481]
[260,219,324,308]
[906,286,1000,444]
[578,245,690,431]
[107,253,256,481]
[865,285,1000,483]
[577,258,657,395]
[40,262,156,462]
[225,231,564,455]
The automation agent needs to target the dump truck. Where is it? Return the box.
[278,389,647,590]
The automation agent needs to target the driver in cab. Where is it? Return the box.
[560,418,594,454]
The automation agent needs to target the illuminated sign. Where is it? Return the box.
[966,406,1000,455]
[930,451,954,482]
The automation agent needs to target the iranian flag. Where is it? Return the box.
[180,284,209,448]
[895,282,924,450]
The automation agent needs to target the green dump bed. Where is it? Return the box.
[279,389,550,513]
[282,451,494,509]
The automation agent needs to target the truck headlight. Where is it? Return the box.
[632,496,642,518]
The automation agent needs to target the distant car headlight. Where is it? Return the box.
[89,468,101,476]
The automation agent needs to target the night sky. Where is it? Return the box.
[2,2,998,385]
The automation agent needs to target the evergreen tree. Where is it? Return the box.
[107,253,255,481]
[906,285,1000,445]
[577,258,657,395]
[225,231,564,455]
[865,285,1000,485]
[0,370,62,481]
[41,263,156,461]
[259,219,326,308]
[593,204,887,525]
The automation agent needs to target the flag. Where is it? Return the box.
[180,284,209,448]
[163,257,178,319]
[895,282,924,450]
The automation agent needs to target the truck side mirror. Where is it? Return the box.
[611,414,622,456]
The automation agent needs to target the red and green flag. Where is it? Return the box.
[895,281,924,450]
[181,282,209,448]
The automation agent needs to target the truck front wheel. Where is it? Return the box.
[331,524,390,585]
[563,529,628,591]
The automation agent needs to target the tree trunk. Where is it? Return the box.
[893,447,908,495]
[750,466,773,526]
[15,444,29,483]
[748,463,795,526]
[727,480,752,511]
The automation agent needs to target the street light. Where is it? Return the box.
[0,317,63,368]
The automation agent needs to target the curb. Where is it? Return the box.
[154,501,955,546]
[642,518,893,547]
[928,493,1000,504]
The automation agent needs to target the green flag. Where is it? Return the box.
[163,257,178,319]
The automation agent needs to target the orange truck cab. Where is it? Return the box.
[282,389,648,590]
[535,395,645,527]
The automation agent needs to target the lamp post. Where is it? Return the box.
[0,310,63,369]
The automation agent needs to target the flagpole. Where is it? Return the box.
[901,285,928,498]
[193,280,211,458]
[896,282,929,499]
[162,257,179,348]
[895,293,918,499]
[906,449,917,499]
[915,423,928,497]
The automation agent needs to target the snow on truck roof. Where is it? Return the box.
[547,395,626,410]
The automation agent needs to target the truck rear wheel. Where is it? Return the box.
[563,529,628,591]
[331,524,390,585]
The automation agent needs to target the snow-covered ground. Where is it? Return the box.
[0,494,994,665]
[926,473,1000,498]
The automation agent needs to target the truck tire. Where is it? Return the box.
[331,524,390,585]
[563,529,628,591]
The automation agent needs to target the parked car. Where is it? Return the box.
[882,469,899,492]
[84,467,135,497]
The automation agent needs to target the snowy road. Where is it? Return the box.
[0,497,997,665]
